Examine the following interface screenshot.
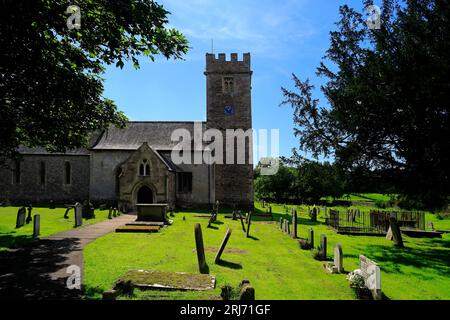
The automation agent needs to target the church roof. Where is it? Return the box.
[91,121,207,150]
[17,146,89,155]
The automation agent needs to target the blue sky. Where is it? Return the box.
[102,0,371,161]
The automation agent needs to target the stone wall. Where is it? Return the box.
[0,155,90,205]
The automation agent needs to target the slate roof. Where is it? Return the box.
[91,121,207,150]
[17,146,90,155]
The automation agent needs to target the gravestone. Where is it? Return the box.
[389,217,403,247]
[33,214,40,238]
[26,205,33,224]
[320,234,327,260]
[308,228,314,248]
[286,221,290,235]
[311,207,317,222]
[74,202,83,227]
[269,206,272,215]
[108,207,113,219]
[359,255,382,300]
[334,243,344,273]
[82,200,95,219]
[232,209,237,221]
[291,209,297,239]
[194,223,208,274]
[246,213,252,238]
[428,221,434,230]
[215,228,232,263]
[385,226,393,240]
[16,207,26,228]
[245,212,249,225]
[113,207,117,218]
[238,211,246,232]
[49,200,55,209]
[279,217,283,230]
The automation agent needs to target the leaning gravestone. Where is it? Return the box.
[291,209,297,239]
[334,243,344,273]
[26,205,33,224]
[359,255,382,300]
[389,217,403,247]
[246,213,252,238]
[237,211,246,232]
[33,214,40,238]
[308,228,314,248]
[215,228,232,264]
[320,234,327,260]
[64,206,73,219]
[194,223,208,274]
[16,207,26,228]
[74,202,83,227]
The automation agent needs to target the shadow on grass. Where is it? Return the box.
[207,225,219,230]
[351,241,450,278]
[246,235,259,241]
[217,260,243,270]
[0,237,82,299]
[0,234,35,251]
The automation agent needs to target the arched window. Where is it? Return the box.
[139,159,150,176]
[65,162,71,184]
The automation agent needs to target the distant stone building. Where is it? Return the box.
[0,53,254,210]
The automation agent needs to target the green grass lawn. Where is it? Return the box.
[0,206,110,251]
[84,203,450,300]
[321,193,395,202]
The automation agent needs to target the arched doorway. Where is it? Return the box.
[137,185,153,204]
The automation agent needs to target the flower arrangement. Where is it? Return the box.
[346,269,372,299]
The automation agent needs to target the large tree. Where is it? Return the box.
[0,0,188,162]
[281,0,450,209]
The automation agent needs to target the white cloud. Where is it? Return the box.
[160,0,316,59]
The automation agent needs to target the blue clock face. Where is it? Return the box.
[224,105,235,115]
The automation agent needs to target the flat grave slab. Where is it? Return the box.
[118,269,216,291]
[126,221,165,227]
[115,225,160,233]
[400,228,443,238]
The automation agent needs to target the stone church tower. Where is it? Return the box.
[205,53,254,208]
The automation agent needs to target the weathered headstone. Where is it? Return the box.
[246,213,252,238]
[334,243,344,273]
[320,234,327,260]
[308,228,314,248]
[108,207,113,219]
[385,226,393,240]
[15,207,26,228]
[74,202,83,227]
[389,217,403,247]
[26,205,33,224]
[113,207,117,218]
[359,255,382,300]
[33,214,40,238]
[215,228,232,263]
[269,206,272,215]
[291,209,297,239]
[194,223,208,274]
[279,217,283,230]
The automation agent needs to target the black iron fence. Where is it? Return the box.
[325,209,425,235]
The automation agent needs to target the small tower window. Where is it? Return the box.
[223,77,234,93]
[139,159,150,176]
[40,161,46,185]
[13,159,21,184]
[65,162,71,185]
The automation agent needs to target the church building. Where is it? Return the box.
[0,53,254,211]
